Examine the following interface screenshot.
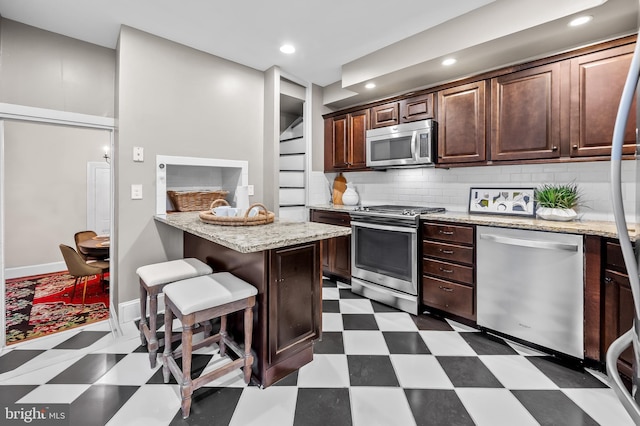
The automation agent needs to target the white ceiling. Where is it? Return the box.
[0,0,638,109]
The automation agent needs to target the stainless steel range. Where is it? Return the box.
[350,205,445,315]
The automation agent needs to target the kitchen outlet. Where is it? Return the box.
[131,184,143,199]
[133,147,144,162]
[247,185,254,196]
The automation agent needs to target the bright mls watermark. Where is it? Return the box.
[3,405,69,425]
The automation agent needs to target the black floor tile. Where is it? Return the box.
[405,389,475,426]
[460,331,519,355]
[512,390,599,426]
[294,388,352,426]
[313,332,344,354]
[170,387,243,425]
[412,313,454,331]
[147,354,214,384]
[0,349,45,374]
[383,332,430,354]
[0,384,39,405]
[339,289,364,299]
[47,353,126,384]
[53,331,110,350]
[322,300,340,313]
[370,300,400,313]
[437,356,503,388]
[68,384,138,426]
[348,355,399,387]
[273,371,298,386]
[527,356,608,388]
[342,314,378,330]
[322,279,338,288]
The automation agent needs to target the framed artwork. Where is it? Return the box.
[468,187,536,217]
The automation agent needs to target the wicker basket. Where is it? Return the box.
[167,190,229,212]
[199,199,275,226]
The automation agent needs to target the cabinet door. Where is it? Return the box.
[269,243,320,365]
[437,81,486,164]
[370,102,399,128]
[491,64,561,161]
[400,93,434,122]
[324,115,348,171]
[332,235,351,278]
[570,44,637,157]
[603,269,635,374]
[349,110,369,169]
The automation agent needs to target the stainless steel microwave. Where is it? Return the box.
[366,119,436,168]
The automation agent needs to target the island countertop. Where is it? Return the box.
[155,212,351,253]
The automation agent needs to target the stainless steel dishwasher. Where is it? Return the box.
[476,226,584,359]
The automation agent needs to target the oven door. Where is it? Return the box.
[351,220,418,295]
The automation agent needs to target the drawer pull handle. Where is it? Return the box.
[439,230,454,235]
[439,249,454,254]
[439,268,454,273]
[438,286,453,292]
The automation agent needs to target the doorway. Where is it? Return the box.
[0,106,115,347]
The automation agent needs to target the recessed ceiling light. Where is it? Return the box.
[365,82,376,89]
[280,44,295,54]
[569,15,593,27]
[442,58,457,66]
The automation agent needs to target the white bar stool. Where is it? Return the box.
[162,272,257,419]
[136,258,213,367]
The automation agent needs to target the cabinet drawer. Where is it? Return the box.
[423,258,474,285]
[310,210,351,227]
[605,241,628,272]
[423,223,474,245]
[423,240,474,265]
[422,276,474,319]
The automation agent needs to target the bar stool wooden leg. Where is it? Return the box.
[219,315,227,357]
[147,291,159,368]
[243,306,254,384]
[139,285,148,345]
[180,322,194,418]
[162,307,173,384]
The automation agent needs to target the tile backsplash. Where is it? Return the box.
[309,160,638,222]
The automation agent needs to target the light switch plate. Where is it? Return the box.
[247,185,254,196]
[133,147,144,162]
[131,184,143,199]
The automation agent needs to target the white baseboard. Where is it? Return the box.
[118,294,166,324]
[5,262,66,279]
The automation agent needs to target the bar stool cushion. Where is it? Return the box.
[164,272,257,315]
[136,258,212,287]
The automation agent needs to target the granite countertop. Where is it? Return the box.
[155,212,352,253]
[308,204,639,241]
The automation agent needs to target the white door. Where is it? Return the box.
[87,162,111,235]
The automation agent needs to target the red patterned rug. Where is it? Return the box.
[5,271,109,345]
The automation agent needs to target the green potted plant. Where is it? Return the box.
[535,183,582,221]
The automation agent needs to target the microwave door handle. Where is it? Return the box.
[410,130,418,160]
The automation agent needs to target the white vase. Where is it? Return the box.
[536,207,577,221]
[342,183,359,206]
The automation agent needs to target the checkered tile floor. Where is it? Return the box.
[0,279,635,425]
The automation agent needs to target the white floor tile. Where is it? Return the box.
[336,282,351,290]
[374,312,419,332]
[339,299,374,314]
[8,330,81,350]
[350,387,416,426]
[105,385,181,426]
[419,331,476,356]
[322,287,340,300]
[322,313,344,332]
[95,335,144,354]
[479,355,558,389]
[200,354,248,388]
[94,353,160,386]
[456,388,539,426]
[390,354,454,389]
[229,386,297,426]
[342,331,389,355]
[563,388,636,426]
[1,355,83,385]
[17,384,91,404]
[117,320,141,338]
[297,354,350,388]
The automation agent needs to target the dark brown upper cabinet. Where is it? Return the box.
[324,109,369,172]
[490,63,562,162]
[437,81,486,164]
[371,93,435,129]
[370,102,399,128]
[569,44,637,158]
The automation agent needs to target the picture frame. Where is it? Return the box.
[468,187,536,217]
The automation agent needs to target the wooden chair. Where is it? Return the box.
[59,244,109,305]
[162,272,257,418]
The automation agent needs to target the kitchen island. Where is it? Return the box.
[155,212,351,387]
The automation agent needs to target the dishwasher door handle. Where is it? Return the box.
[479,233,579,252]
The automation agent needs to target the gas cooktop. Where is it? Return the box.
[352,204,446,216]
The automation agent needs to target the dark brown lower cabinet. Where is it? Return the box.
[183,232,321,387]
[310,209,351,283]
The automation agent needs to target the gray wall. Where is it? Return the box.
[4,121,111,267]
[116,26,265,304]
[0,19,115,117]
